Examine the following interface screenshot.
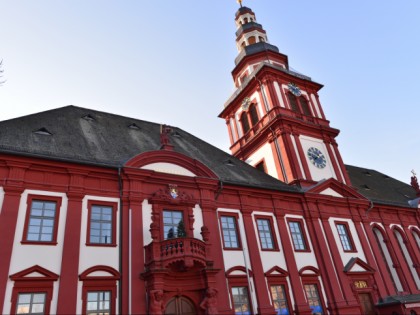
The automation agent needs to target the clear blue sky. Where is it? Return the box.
[1,1,419,184]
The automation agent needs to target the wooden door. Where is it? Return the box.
[358,293,375,315]
[165,296,196,315]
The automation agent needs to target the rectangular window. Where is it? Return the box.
[256,218,275,250]
[270,285,289,315]
[163,210,184,239]
[86,291,111,315]
[288,220,307,251]
[22,195,62,245]
[220,215,240,249]
[232,286,251,315]
[87,201,117,246]
[16,292,46,314]
[304,284,323,315]
[336,223,354,251]
[26,200,57,242]
[90,205,113,244]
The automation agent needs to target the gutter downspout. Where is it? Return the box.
[118,167,123,315]
[238,216,257,314]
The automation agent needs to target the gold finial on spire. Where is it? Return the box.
[237,0,243,8]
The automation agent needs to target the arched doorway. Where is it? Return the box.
[165,296,196,315]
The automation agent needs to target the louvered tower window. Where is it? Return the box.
[287,93,299,113]
[240,112,250,134]
[249,104,259,126]
[299,96,312,116]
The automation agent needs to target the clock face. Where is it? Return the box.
[288,83,302,96]
[241,97,251,111]
[307,147,327,169]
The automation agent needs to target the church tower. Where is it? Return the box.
[219,5,351,187]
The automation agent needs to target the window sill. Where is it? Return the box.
[21,241,58,246]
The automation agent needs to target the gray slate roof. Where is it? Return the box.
[0,105,416,205]
[0,105,298,193]
[345,165,417,208]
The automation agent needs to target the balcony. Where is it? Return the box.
[230,106,332,155]
[144,237,210,271]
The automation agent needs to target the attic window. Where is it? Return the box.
[361,184,371,190]
[82,114,95,122]
[33,127,52,136]
[225,159,235,166]
[128,123,140,130]
[172,131,181,137]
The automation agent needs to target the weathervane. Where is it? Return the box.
[237,0,243,8]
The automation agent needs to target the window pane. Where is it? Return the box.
[304,284,323,314]
[26,200,57,243]
[337,224,353,251]
[232,286,250,315]
[90,206,113,244]
[271,285,289,315]
[257,219,274,249]
[163,210,184,240]
[17,293,46,315]
[221,216,239,248]
[18,294,31,304]
[289,221,306,250]
[86,291,111,314]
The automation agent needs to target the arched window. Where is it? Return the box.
[248,36,256,45]
[394,227,420,289]
[287,93,299,113]
[259,36,265,42]
[411,228,420,250]
[240,112,250,134]
[244,17,248,24]
[299,96,312,116]
[249,104,259,126]
[372,226,404,292]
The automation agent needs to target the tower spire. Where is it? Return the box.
[237,0,243,8]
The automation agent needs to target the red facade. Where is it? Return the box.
[1,4,420,315]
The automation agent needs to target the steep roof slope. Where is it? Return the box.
[346,165,417,208]
[0,105,298,192]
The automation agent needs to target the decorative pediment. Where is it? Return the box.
[125,151,218,178]
[344,257,375,274]
[265,266,289,278]
[79,265,120,280]
[306,178,367,200]
[226,266,253,278]
[10,265,59,282]
[299,266,320,276]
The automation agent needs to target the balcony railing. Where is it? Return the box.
[231,107,331,154]
[144,237,209,270]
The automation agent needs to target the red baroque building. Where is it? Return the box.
[1,5,420,315]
